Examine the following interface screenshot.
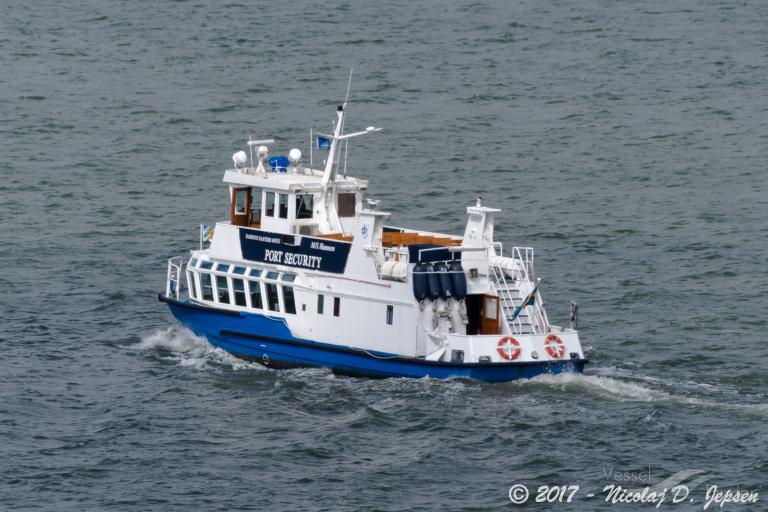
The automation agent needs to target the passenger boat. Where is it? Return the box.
[159,102,587,382]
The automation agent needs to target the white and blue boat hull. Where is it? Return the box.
[161,295,587,383]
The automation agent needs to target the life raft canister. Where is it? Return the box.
[497,336,521,361]
[544,335,565,359]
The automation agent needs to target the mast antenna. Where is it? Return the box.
[344,67,354,104]
[343,67,354,176]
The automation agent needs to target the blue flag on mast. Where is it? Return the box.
[316,136,331,150]
[510,284,538,321]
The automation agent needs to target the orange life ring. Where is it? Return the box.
[544,335,565,358]
[497,336,521,361]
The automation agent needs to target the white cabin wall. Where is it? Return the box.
[209,223,243,261]
[286,279,419,357]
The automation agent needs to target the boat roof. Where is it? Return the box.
[223,168,368,192]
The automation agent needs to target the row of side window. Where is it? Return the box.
[186,259,296,314]
[186,259,390,323]
[315,294,340,317]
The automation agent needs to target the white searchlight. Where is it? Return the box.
[232,150,248,171]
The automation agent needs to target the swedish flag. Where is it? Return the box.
[511,284,538,321]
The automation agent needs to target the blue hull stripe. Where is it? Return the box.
[159,294,587,382]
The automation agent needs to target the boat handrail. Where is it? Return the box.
[166,256,183,300]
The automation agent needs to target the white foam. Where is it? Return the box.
[132,326,263,371]
[516,372,768,417]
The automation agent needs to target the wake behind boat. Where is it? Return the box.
[159,101,588,382]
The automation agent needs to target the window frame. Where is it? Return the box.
[234,188,248,215]
[265,191,276,217]
[247,279,263,310]
[187,271,198,300]
[337,192,356,217]
[232,278,247,307]
[295,193,314,219]
[281,285,296,315]
[265,282,280,312]
[199,272,214,301]
[278,193,288,219]
[215,274,231,304]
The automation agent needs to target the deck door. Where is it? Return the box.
[481,295,500,335]
[231,188,251,226]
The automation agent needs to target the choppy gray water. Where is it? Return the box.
[1,0,767,510]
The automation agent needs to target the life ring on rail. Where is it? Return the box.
[497,336,521,361]
[544,335,565,359]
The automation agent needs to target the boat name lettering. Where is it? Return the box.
[244,233,281,244]
[239,229,350,273]
[264,249,323,269]
[309,241,337,252]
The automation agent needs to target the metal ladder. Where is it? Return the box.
[490,265,535,334]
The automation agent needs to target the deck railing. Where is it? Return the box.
[166,256,183,299]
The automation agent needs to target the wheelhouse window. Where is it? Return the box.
[200,273,213,301]
[232,279,247,307]
[248,280,263,309]
[189,258,198,268]
[317,294,324,314]
[200,261,213,270]
[333,297,341,317]
[386,305,394,325]
[250,189,262,224]
[233,266,246,275]
[216,275,230,304]
[266,283,280,312]
[337,193,356,217]
[265,192,276,217]
[295,193,314,219]
[215,263,230,273]
[278,193,288,219]
[234,189,247,215]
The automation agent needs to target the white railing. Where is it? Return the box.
[512,246,536,282]
[166,256,183,299]
[490,245,550,335]
[490,264,528,334]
